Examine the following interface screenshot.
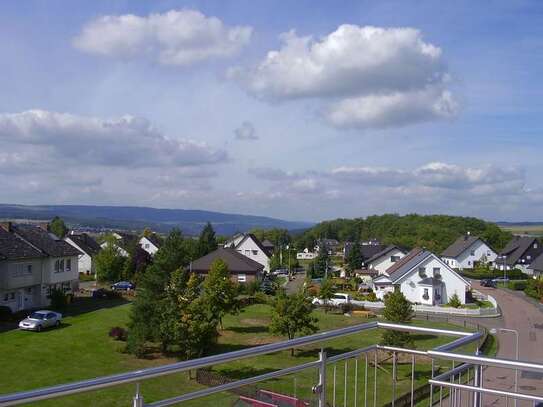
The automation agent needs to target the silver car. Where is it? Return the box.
[19,310,62,332]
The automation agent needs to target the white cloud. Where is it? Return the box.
[73,9,252,66]
[234,121,258,140]
[230,25,455,129]
[0,110,227,168]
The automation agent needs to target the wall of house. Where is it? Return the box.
[369,248,406,275]
[0,258,47,312]
[65,238,94,274]
[140,237,159,256]
[443,240,497,270]
[236,238,270,272]
[399,257,467,304]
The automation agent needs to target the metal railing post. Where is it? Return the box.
[132,383,144,407]
[318,349,327,407]
[472,364,482,407]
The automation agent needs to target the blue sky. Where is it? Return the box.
[0,1,542,222]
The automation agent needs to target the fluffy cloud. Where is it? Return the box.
[234,121,258,140]
[0,110,226,168]
[230,25,456,129]
[73,9,252,66]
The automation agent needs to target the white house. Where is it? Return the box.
[224,233,272,272]
[373,248,470,305]
[441,234,497,270]
[139,235,161,256]
[65,232,101,275]
[297,248,317,260]
[365,245,406,275]
[1,222,81,312]
[100,232,138,257]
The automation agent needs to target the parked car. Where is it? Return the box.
[312,293,352,306]
[19,310,62,332]
[480,279,496,288]
[492,277,509,284]
[272,268,289,276]
[111,281,135,291]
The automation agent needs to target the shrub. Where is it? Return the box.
[340,302,353,314]
[0,306,12,321]
[525,279,543,302]
[507,280,527,291]
[254,291,270,304]
[365,292,378,302]
[245,280,261,296]
[48,288,68,310]
[109,326,128,341]
[448,293,462,308]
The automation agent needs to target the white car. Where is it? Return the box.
[312,293,352,306]
[19,310,62,332]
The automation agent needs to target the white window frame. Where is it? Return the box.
[237,274,247,283]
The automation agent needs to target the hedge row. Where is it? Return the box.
[459,269,529,280]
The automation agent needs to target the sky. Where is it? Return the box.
[0,0,542,222]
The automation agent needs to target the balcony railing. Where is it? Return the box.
[0,321,541,407]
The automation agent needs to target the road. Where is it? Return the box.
[285,269,306,295]
[473,281,543,406]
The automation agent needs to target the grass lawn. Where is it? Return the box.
[0,300,484,406]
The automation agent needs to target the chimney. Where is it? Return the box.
[0,221,12,232]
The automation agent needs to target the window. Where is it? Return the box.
[10,292,14,300]
[252,250,258,255]
[26,287,32,294]
[527,255,532,261]
[66,259,71,271]
[418,267,426,277]
[470,250,475,256]
[468,261,471,266]
[59,259,65,272]
[54,259,60,273]
[244,250,250,255]
[26,264,32,275]
[433,267,441,278]
[535,243,539,249]
[145,243,150,249]
[422,288,429,300]
[237,274,247,283]
[390,255,400,263]
[487,251,491,256]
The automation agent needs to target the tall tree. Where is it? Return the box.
[94,236,125,282]
[345,242,363,274]
[202,259,239,329]
[50,216,67,238]
[269,292,318,356]
[380,289,414,347]
[197,222,218,257]
[311,249,329,278]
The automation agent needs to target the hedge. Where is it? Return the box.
[507,280,528,290]
[459,269,529,280]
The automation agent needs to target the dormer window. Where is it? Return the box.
[391,255,400,263]
[418,267,426,277]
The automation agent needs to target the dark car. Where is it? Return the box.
[111,281,135,291]
[480,279,496,288]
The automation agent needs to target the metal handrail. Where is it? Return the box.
[0,321,540,406]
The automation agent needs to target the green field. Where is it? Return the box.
[0,300,484,406]
[499,224,543,236]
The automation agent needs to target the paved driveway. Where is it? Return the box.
[473,281,543,406]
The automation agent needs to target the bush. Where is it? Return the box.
[109,326,128,341]
[340,302,353,314]
[460,269,529,280]
[0,306,12,321]
[245,280,261,295]
[448,293,462,308]
[525,279,543,302]
[507,280,527,291]
[48,288,68,309]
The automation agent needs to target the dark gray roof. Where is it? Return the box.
[262,239,274,248]
[191,247,264,274]
[386,248,430,282]
[0,227,45,260]
[67,233,101,256]
[13,224,82,257]
[441,235,484,258]
[500,236,539,266]
[365,245,405,264]
[530,253,543,272]
[344,242,388,261]
[143,234,162,248]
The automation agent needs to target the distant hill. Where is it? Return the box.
[295,213,513,253]
[0,204,313,236]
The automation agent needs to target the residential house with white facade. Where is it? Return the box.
[65,232,101,275]
[373,248,470,305]
[224,233,272,272]
[139,234,162,256]
[297,248,317,260]
[365,245,407,275]
[528,253,543,278]
[498,236,543,274]
[0,222,81,312]
[100,232,138,257]
[441,234,497,270]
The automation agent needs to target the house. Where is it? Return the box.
[190,247,264,284]
[100,231,138,257]
[498,236,543,274]
[373,248,470,305]
[261,239,275,255]
[528,253,543,278]
[139,234,161,256]
[364,245,407,275]
[297,248,317,260]
[65,232,101,275]
[315,239,340,255]
[223,233,271,272]
[0,222,81,312]
[224,233,246,249]
[441,234,497,270]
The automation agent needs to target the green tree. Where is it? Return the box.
[50,216,67,238]
[381,289,414,347]
[319,278,334,313]
[269,292,318,356]
[202,259,239,329]
[197,222,218,257]
[94,237,125,282]
[448,293,462,308]
[345,242,363,274]
[311,250,329,278]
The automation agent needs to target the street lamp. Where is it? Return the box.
[490,328,519,407]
